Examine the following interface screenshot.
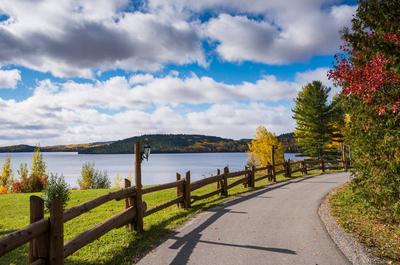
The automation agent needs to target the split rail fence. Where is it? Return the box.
[0,157,350,265]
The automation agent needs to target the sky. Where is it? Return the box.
[0,0,357,146]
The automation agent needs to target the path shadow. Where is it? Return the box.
[156,178,307,265]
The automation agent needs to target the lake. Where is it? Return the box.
[0,152,300,187]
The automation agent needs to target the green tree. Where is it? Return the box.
[1,156,13,187]
[29,147,47,192]
[248,126,284,167]
[292,81,336,159]
[329,0,400,221]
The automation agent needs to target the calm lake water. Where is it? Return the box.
[0,152,300,187]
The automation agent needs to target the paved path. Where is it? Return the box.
[138,172,350,265]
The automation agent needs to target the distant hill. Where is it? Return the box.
[277,132,298,153]
[0,144,36,153]
[0,133,297,154]
[0,142,114,153]
[79,134,251,154]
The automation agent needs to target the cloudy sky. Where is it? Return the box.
[0,0,356,146]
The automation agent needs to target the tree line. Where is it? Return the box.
[249,0,399,225]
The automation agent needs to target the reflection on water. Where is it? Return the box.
[0,152,300,187]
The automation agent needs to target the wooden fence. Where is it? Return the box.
[0,157,350,265]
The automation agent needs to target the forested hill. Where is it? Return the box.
[79,134,251,154]
[277,132,298,153]
[0,133,297,154]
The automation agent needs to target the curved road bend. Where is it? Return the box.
[137,172,351,265]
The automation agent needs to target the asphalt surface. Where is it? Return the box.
[137,172,351,265]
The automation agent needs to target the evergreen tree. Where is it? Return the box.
[292,81,335,159]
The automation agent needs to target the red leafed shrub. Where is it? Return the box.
[12,181,23,193]
[328,49,400,115]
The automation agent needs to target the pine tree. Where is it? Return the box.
[248,126,284,167]
[292,81,335,159]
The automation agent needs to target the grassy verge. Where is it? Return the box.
[329,184,400,263]
[1,169,324,265]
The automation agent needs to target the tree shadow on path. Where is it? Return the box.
[162,178,311,265]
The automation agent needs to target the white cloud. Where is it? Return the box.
[0,69,21,89]
[0,68,332,145]
[128,74,298,104]
[295,67,341,95]
[203,4,356,64]
[0,0,204,78]
[129,74,155,85]
[0,0,355,77]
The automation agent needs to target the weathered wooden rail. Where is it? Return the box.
[0,157,350,264]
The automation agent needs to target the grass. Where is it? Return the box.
[0,168,324,265]
[329,184,400,263]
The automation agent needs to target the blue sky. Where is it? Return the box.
[0,0,356,145]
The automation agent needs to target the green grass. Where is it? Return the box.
[0,168,325,265]
[329,184,400,263]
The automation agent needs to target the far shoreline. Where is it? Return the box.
[0,150,299,155]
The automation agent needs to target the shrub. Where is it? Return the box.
[17,163,30,192]
[11,181,23,193]
[0,185,7,194]
[1,156,14,188]
[43,174,70,210]
[78,162,111,189]
[114,174,123,189]
[29,147,47,192]
[95,171,111,189]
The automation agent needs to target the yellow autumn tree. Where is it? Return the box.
[1,156,13,187]
[248,126,285,167]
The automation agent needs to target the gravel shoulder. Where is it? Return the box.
[318,188,387,265]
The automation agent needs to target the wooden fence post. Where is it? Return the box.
[216,169,221,189]
[301,160,308,175]
[249,166,255,188]
[271,145,276,182]
[243,166,248,188]
[344,160,349,172]
[286,159,292,178]
[176,173,184,208]
[124,179,134,230]
[222,167,229,196]
[134,142,144,232]
[267,164,272,181]
[320,159,325,173]
[49,198,64,265]
[183,171,191,208]
[29,196,47,264]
